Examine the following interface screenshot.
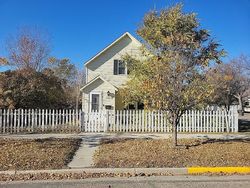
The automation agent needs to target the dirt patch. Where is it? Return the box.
[94,138,250,168]
[0,138,81,170]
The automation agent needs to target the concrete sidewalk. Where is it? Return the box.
[0,167,187,175]
[0,132,249,140]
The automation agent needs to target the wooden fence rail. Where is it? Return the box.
[0,109,238,134]
[0,109,83,133]
[109,110,238,133]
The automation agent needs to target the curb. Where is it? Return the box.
[0,168,187,175]
[188,167,250,174]
[0,167,249,176]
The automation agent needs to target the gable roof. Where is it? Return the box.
[84,32,142,67]
[80,75,118,92]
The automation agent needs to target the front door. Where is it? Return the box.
[91,93,100,111]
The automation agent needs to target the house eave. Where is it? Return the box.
[80,75,118,92]
[84,32,142,68]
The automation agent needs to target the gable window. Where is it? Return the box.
[114,60,126,75]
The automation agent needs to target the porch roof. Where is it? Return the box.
[80,75,118,92]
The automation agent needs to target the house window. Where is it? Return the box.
[126,102,144,110]
[114,60,126,75]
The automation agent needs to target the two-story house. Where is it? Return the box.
[81,32,142,112]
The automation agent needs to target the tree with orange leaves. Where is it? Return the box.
[121,4,225,147]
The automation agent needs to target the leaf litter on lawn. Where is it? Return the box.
[0,138,81,170]
[94,138,250,168]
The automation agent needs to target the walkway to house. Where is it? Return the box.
[67,134,104,168]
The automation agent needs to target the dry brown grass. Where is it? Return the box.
[0,138,81,170]
[94,138,250,168]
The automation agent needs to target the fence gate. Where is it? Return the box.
[82,111,108,132]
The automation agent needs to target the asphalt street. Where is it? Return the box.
[1,175,250,188]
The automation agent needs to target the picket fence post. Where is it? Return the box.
[0,109,2,133]
[234,109,239,132]
[104,111,109,132]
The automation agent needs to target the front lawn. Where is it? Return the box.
[94,138,250,168]
[0,138,81,170]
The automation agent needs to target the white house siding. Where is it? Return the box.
[82,78,117,112]
[82,33,142,112]
[86,35,141,87]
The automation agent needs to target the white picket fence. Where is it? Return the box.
[109,110,238,133]
[0,109,238,134]
[0,109,81,133]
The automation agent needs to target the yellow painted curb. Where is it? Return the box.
[188,167,250,174]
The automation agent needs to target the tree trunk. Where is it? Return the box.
[75,86,80,110]
[172,114,178,147]
[234,94,244,116]
[226,93,231,111]
[238,95,244,116]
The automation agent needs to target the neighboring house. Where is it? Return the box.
[80,32,142,112]
[244,97,250,112]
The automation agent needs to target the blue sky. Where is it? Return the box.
[0,0,249,70]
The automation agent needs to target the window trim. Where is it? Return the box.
[90,91,102,112]
[114,59,127,75]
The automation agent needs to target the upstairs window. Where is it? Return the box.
[114,60,126,75]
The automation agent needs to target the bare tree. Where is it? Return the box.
[238,55,250,71]
[48,57,85,109]
[74,69,86,109]
[209,55,250,114]
[1,27,50,71]
[231,56,250,115]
